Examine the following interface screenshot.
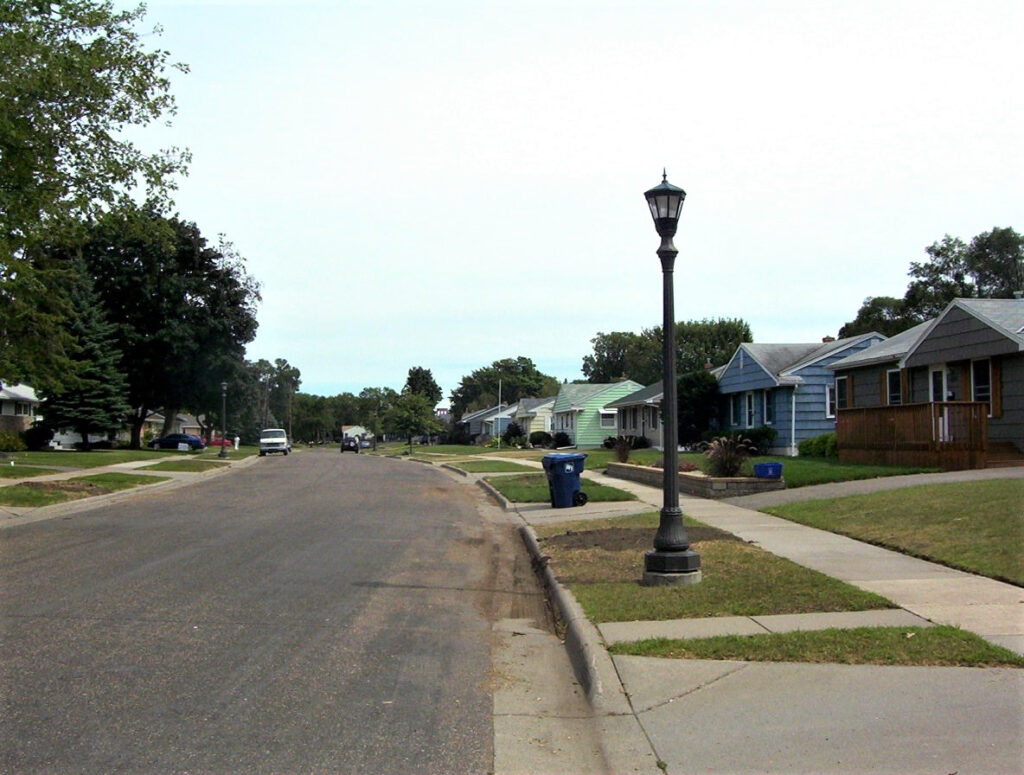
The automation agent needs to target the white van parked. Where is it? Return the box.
[259,428,291,456]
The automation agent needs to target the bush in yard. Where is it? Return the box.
[502,421,524,445]
[743,426,778,454]
[631,435,652,449]
[530,431,552,447]
[799,432,838,458]
[552,431,572,448]
[0,432,27,452]
[613,435,633,463]
[22,424,53,451]
[702,435,756,477]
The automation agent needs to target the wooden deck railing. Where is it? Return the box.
[837,402,989,470]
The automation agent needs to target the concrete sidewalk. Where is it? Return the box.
[497,461,1024,774]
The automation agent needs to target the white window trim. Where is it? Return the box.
[971,358,993,417]
[763,390,774,425]
[886,369,902,406]
[825,385,836,419]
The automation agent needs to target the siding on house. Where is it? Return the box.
[606,381,663,448]
[552,381,643,448]
[717,335,883,454]
[830,298,1024,454]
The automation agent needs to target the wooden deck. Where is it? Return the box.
[837,402,990,470]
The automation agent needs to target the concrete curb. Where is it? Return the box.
[475,477,512,510]
[518,524,662,774]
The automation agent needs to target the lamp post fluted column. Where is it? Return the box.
[642,171,701,586]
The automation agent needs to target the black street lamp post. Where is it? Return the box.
[642,171,702,586]
[219,381,229,459]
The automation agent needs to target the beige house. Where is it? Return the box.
[0,382,39,435]
[509,397,555,438]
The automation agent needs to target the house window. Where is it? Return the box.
[745,392,755,428]
[835,376,849,411]
[650,407,658,429]
[826,385,836,419]
[600,412,616,429]
[763,391,774,425]
[886,370,902,405]
[14,402,31,416]
[730,394,742,426]
[972,359,992,413]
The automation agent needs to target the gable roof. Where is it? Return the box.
[605,381,664,409]
[828,320,932,370]
[944,298,1024,344]
[721,335,876,387]
[458,404,506,423]
[553,381,643,412]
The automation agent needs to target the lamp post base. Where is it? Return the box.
[642,549,702,586]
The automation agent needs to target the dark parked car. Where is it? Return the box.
[340,437,360,453]
[150,433,205,450]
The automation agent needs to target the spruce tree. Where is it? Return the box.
[41,265,131,449]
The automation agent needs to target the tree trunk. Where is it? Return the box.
[161,408,179,437]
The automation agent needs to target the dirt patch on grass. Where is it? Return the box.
[542,525,741,552]
[21,480,111,498]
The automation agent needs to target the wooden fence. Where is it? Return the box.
[837,402,989,470]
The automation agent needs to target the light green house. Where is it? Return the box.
[551,380,643,448]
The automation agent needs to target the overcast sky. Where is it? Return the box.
[136,0,1022,403]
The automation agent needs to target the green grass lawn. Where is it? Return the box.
[0,472,170,507]
[453,460,539,474]
[485,473,636,503]
[610,626,1024,667]
[0,465,60,478]
[535,512,892,621]
[6,449,170,469]
[764,479,1024,585]
[536,510,1020,666]
[140,459,230,473]
[610,452,939,488]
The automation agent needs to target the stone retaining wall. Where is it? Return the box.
[605,462,786,499]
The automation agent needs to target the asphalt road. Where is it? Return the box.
[1,451,508,773]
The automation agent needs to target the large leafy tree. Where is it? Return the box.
[38,261,130,448]
[838,296,919,338]
[449,357,559,419]
[841,227,1023,334]
[0,1,189,388]
[59,205,259,447]
[403,366,442,406]
[583,319,752,386]
[385,392,441,454]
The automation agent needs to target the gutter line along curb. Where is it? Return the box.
[518,523,661,774]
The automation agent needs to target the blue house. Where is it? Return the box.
[716,334,883,455]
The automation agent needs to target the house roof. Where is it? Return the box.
[605,381,663,409]
[827,320,933,370]
[722,336,875,388]
[458,404,506,423]
[947,298,1024,343]
[553,381,642,412]
[0,383,39,403]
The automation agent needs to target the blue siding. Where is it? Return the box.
[718,353,776,392]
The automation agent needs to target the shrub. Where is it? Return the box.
[613,435,633,463]
[743,426,778,454]
[22,424,53,451]
[0,431,27,452]
[529,431,552,447]
[552,431,572,448]
[502,421,523,445]
[798,432,838,458]
[702,435,756,477]
[631,435,652,449]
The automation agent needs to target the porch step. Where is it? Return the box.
[987,442,1024,469]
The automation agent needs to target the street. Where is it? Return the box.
[1,451,517,773]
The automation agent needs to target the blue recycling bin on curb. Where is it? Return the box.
[541,453,588,508]
[753,462,783,479]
